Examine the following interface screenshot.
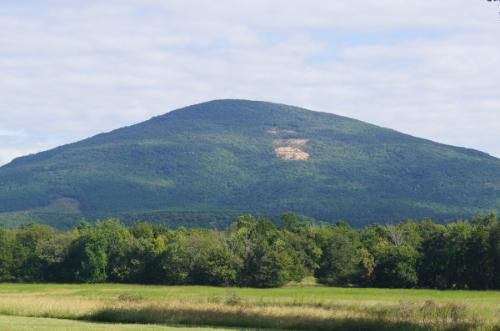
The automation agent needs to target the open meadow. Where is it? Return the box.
[0,283,498,331]
[0,315,246,331]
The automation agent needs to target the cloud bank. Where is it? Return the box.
[1,0,499,165]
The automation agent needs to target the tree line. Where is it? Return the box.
[0,213,498,289]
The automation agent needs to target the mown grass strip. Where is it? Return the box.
[0,315,246,331]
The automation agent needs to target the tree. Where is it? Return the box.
[0,228,15,282]
[182,230,240,286]
[281,213,321,276]
[465,213,497,289]
[242,239,294,288]
[372,243,419,288]
[65,226,108,283]
[369,224,419,288]
[315,223,363,286]
[417,220,449,289]
[95,220,133,282]
[444,221,472,289]
[13,224,59,282]
[155,241,190,284]
[0,215,498,290]
[64,220,130,283]
[490,220,500,288]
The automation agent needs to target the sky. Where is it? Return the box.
[1,0,500,165]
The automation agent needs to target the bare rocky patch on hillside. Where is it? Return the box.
[273,139,310,160]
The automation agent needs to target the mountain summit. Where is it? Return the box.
[1,99,499,227]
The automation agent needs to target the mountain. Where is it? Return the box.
[1,99,499,228]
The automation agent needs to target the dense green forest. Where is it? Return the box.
[2,100,500,227]
[0,213,498,290]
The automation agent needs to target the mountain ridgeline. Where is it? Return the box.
[1,99,499,228]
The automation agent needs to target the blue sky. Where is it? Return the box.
[1,1,500,165]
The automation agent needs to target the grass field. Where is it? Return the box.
[0,315,252,331]
[0,283,498,331]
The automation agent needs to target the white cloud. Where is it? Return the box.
[0,0,499,165]
[0,129,27,138]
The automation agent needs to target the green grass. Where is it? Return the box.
[0,283,498,331]
[0,315,251,331]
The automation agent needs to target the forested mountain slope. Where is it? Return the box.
[1,99,499,228]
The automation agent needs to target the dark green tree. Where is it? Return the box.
[315,222,363,286]
[0,228,15,281]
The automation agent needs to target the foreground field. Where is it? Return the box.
[0,315,248,331]
[0,283,498,331]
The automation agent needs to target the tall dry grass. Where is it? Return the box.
[88,300,485,331]
[0,295,106,319]
[0,291,495,331]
